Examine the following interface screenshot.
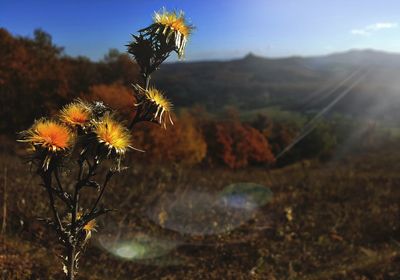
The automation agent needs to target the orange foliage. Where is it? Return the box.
[205,120,275,168]
[87,83,136,119]
[133,111,207,165]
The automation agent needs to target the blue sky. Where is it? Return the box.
[1,0,400,61]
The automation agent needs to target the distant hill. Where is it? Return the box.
[154,50,400,124]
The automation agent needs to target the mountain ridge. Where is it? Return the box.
[154,49,400,123]
[169,49,400,65]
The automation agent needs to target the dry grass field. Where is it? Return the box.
[1,145,400,279]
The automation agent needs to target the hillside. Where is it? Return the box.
[154,50,400,123]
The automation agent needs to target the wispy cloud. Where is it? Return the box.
[351,22,398,36]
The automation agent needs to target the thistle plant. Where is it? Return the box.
[18,9,193,280]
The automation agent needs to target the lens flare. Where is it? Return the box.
[97,229,181,265]
[219,183,273,210]
[277,70,369,159]
[146,185,273,236]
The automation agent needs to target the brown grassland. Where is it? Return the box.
[1,143,400,279]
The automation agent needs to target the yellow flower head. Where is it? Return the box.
[145,87,174,128]
[60,100,92,127]
[154,10,191,37]
[21,119,74,153]
[93,114,132,156]
[153,9,193,57]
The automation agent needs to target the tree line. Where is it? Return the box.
[1,28,390,168]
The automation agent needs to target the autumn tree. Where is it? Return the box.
[0,29,68,133]
[133,110,207,165]
[97,49,140,86]
[204,119,275,168]
[0,29,143,136]
[62,56,100,97]
[87,83,136,119]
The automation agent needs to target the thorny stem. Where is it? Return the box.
[144,73,151,90]
[49,186,71,207]
[67,158,83,280]
[128,73,151,129]
[89,171,113,217]
[41,171,64,236]
[54,170,73,207]
[77,158,84,182]
[67,245,76,280]
[54,169,65,193]
[72,157,84,231]
[67,155,102,279]
[128,106,143,129]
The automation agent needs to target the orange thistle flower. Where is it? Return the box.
[60,100,92,127]
[19,119,74,170]
[20,119,74,152]
[93,114,133,156]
